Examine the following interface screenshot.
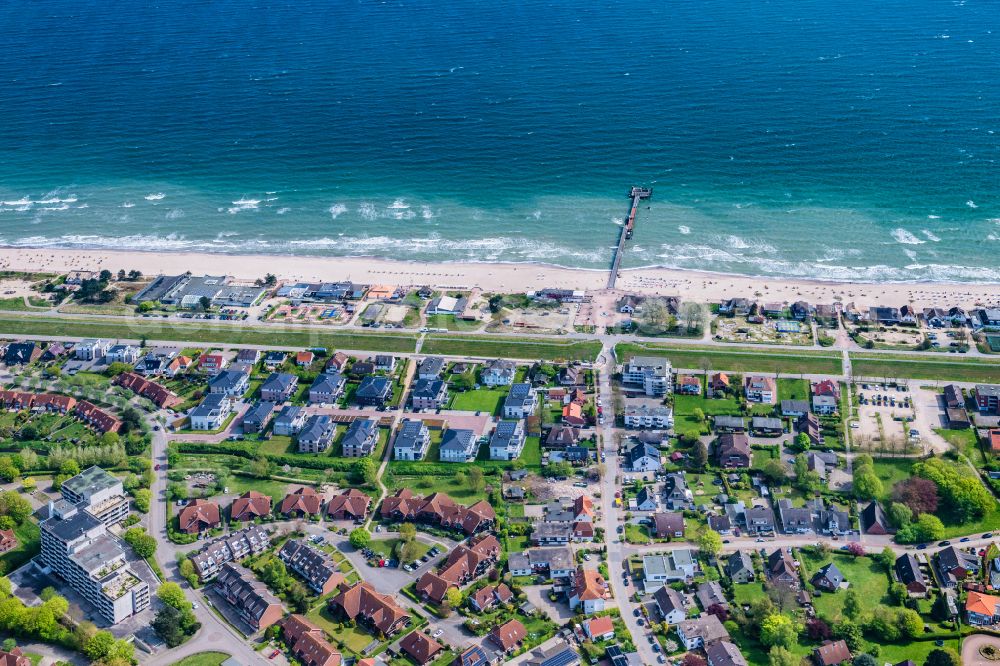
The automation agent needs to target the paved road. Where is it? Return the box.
[595,342,660,665]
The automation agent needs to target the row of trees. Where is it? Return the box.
[153,582,200,648]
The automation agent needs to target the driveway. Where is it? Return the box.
[522,585,574,623]
[962,632,1000,666]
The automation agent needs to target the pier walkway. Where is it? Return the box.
[607,186,652,289]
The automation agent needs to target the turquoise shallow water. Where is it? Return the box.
[0,0,998,282]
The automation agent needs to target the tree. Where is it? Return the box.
[925,648,960,666]
[157,582,189,610]
[843,589,862,620]
[759,459,787,485]
[793,433,811,451]
[887,502,913,527]
[354,458,377,485]
[759,613,798,649]
[445,587,463,608]
[198,295,212,311]
[105,362,132,377]
[398,523,417,541]
[846,542,865,557]
[0,458,18,483]
[913,513,945,542]
[877,546,896,572]
[19,477,35,493]
[133,488,151,513]
[469,467,485,493]
[853,655,877,666]
[137,301,156,313]
[17,448,38,472]
[83,630,116,660]
[693,441,708,468]
[152,604,186,648]
[767,646,798,666]
[640,299,676,334]
[805,618,831,641]
[249,456,272,479]
[696,526,723,557]
[121,527,156,559]
[60,459,80,477]
[834,619,863,652]
[853,467,883,501]
[349,528,371,550]
[897,607,923,639]
[893,477,939,516]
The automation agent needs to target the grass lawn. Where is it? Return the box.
[504,534,530,554]
[777,378,810,402]
[0,297,31,311]
[850,353,1000,383]
[172,653,230,666]
[672,392,740,437]
[731,582,769,606]
[448,389,506,415]
[939,500,1000,539]
[934,427,983,464]
[869,458,914,499]
[425,314,482,332]
[385,472,489,503]
[877,638,960,665]
[305,605,380,654]
[624,523,651,545]
[369,537,431,561]
[0,519,40,573]
[798,551,889,618]
[423,335,601,362]
[226,476,290,503]
[520,437,542,467]
[0,313,417,353]
[616,343,843,375]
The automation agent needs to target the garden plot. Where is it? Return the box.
[714,318,813,345]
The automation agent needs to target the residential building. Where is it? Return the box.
[975,385,1000,415]
[781,400,809,417]
[766,549,799,587]
[676,614,729,651]
[744,375,777,404]
[37,499,150,625]
[281,615,342,666]
[489,420,526,461]
[411,379,449,410]
[777,499,814,534]
[356,376,392,407]
[417,357,445,380]
[966,591,1000,626]
[401,632,445,666]
[561,401,586,427]
[713,415,745,433]
[812,395,838,415]
[380,489,495,535]
[481,359,516,387]
[60,466,130,526]
[634,486,658,512]
[340,418,378,457]
[393,419,431,461]
[715,433,751,468]
[273,405,306,436]
[278,540,346,595]
[280,487,322,518]
[328,582,411,637]
[178,499,222,534]
[0,648,30,666]
[503,383,538,419]
[623,441,661,472]
[427,295,468,316]
[215,562,284,632]
[74,400,122,434]
[0,530,17,554]
[860,501,890,535]
[113,372,183,409]
[307,372,346,405]
[439,428,479,462]
[706,641,748,666]
[415,534,501,603]
[545,425,580,449]
[190,526,271,581]
[190,393,233,431]
[696,580,728,610]
[813,641,851,666]
[326,489,371,521]
[675,374,701,395]
[231,491,271,522]
[326,352,350,374]
[106,344,141,365]
[623,404,673,429]
[568,566,608,614]
[208,369,250,397]
[751,416,782,436]
[812,563,845,591]
[894,554,928,597]
[263,351,286,369]
[582,616,615,642]
[622,356,672,396]
[653,585,687,623]
[653,512,684,540]
[199,352,228,375]
[726,552,755,583]
[260,372,298,402]
[75,338,110,361]
[470,583,514,612]
[936,545,980,587]
[515,546,575,578]
[242,401,275,434]
[296,351,315,367]
[490,619,527,654]
[3,342,41,365]
[642,550,697,589]
[744,505,776,535]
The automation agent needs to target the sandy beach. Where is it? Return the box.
[0,247,998,310]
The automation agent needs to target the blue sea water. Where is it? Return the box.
[0,0,998,282]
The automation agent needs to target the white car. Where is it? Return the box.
[432,629,444,638]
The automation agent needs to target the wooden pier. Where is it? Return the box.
[607,186,652,289]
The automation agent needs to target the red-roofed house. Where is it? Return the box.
[582,615,615,641]
[231,491,272,522]
[280,487,323,517]
[178,499,221,534]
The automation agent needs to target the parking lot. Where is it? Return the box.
[853,382,917,453]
